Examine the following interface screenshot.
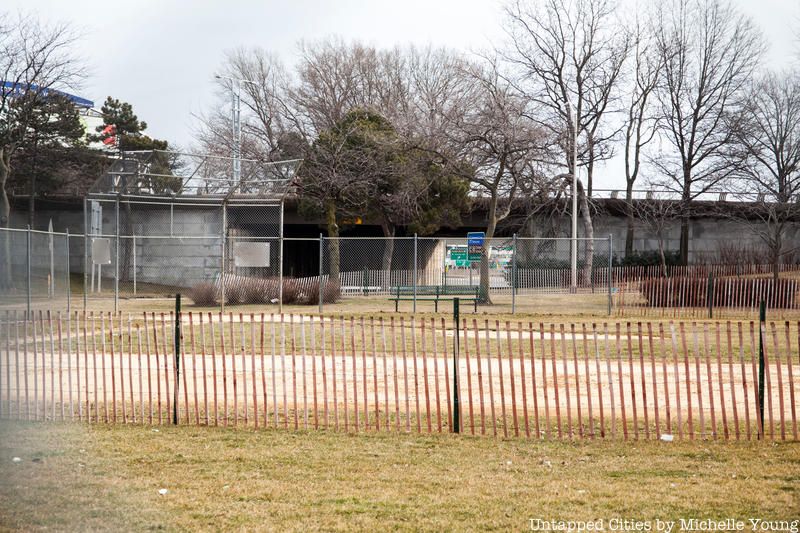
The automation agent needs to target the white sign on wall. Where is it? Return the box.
[91,238,112,265]
[233,242,270,268]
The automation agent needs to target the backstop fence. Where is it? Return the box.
[4,226,800,317]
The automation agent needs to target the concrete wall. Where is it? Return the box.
[523,214,797,263]
[7,202,798,292]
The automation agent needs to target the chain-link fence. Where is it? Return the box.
[0,227,75,312]
[315,235,615,315]
[1,225,616,316]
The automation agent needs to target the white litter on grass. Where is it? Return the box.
[158,489,168,495]
[660,434,674,442]
[506,460,512,466]
[152,429,160,433]
[12,457,21,463]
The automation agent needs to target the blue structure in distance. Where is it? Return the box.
[1,80,94,109]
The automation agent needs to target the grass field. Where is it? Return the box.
[0,421,798,531]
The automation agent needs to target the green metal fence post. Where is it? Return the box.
[758,299,765,439]
[173,293,181,425]
[707,272,714,319]
[452,297,460,434]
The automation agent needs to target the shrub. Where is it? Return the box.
[216,274,341,306]
[240,277,270,304]
[282,278,299,304]
[297,279,340,305]
[621,250,681,267]
[639,277,797,308]
[189,282,218,306]
[223,277,247,305]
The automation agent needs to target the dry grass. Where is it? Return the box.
[0,421,798,531]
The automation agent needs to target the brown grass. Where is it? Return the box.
[0,421,798,531]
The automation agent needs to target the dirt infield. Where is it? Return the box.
[2,345,796,440]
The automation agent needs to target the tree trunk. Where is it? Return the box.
[679,216,690,266]
[625,182,634,258]
[680,172,691,265]
[658,236,667,277]
[578,179,594,286]
[480,194,499,305]
[325,200,340,286]
[0,148,12,288]
[381,221,395,290]
[771,230,781,283]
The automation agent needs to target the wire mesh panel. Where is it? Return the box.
[313,236,614,315]
[0,228,73,312]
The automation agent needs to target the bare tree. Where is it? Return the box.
[732,71,800,280]
[623,16,664,257]
[503,0,629,285]
[0,13,84,287]
[652,0,764,265]
[195,47,298,161]
[452,58,547,303]
[627,191,684,276]
[290,39,412,138]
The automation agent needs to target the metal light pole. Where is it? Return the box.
[215,74,256,312]
[215,75,257,184]
[569,105,578,293]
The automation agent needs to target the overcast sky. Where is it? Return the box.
[6,0,800,190]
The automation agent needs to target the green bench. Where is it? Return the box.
[388,285,481,312]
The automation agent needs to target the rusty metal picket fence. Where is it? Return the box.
[1,310,797,441]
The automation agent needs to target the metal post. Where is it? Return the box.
[319,234,324,314]
[26,225,31,316]
[173,293,181,425]
[443,238,448,287]
[48,220,54,298]
[758,300,766,439]
[413,233,418,314]
[66,228,71,313]
[83,199,88,310]
[114,198,120,314]
[707,272,714,319]
[512,233,517,314]
[278,199,284,314]
[452,297,460,433]
[132,233,136,296]
[220,202,227,313]
[608,234,613,316]
[232,81,241,183]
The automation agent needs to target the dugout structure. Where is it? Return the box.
[84,150,299,311]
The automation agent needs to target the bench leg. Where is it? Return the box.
[474,300,477,313]
[435,300,438,313]
[395,300,399,313]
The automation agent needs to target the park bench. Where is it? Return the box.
[388,285,481,312]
